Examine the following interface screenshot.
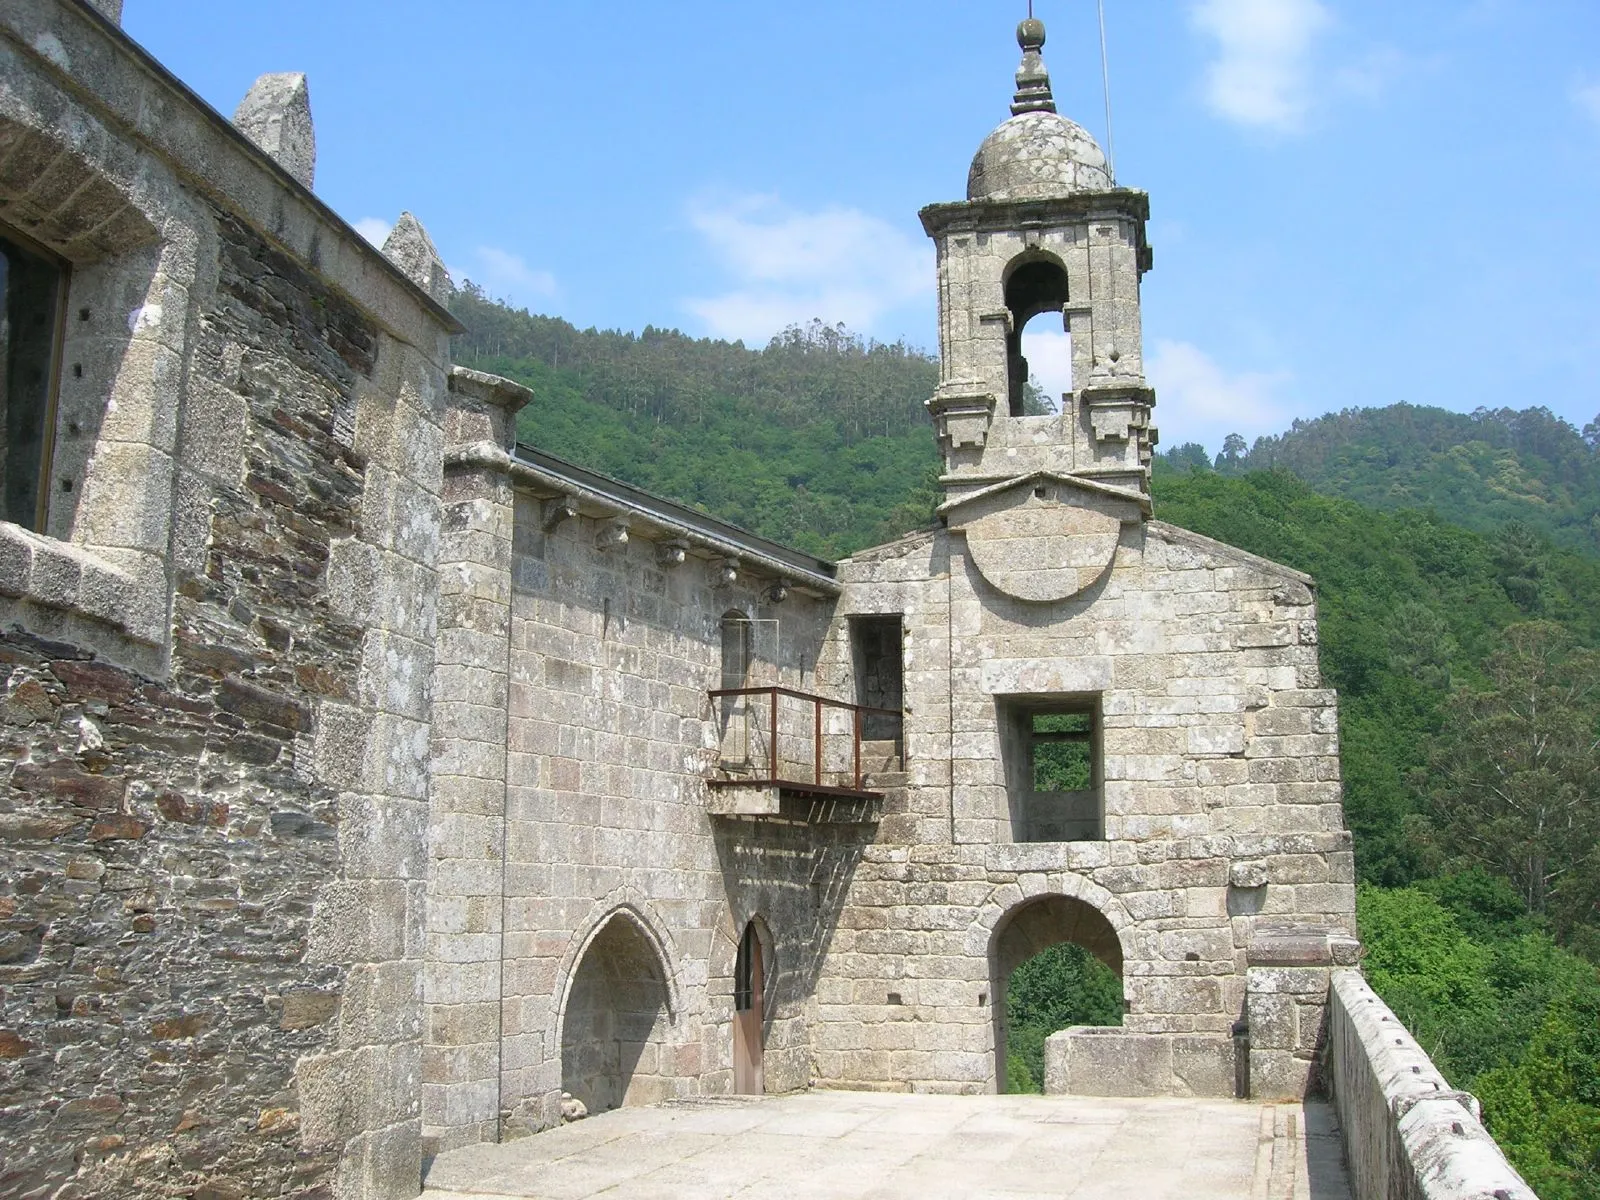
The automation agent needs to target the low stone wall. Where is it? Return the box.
[1045,1028,1238,1097]
[1328,969,1536,1200]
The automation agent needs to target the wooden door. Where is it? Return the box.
[733,921,764,1094]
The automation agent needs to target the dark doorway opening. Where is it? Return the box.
[733,918,769,1095]
[851,615,904,746]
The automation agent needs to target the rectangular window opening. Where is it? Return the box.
[0,223,68,532]
[851,615,904,751]
[1001,697,1103,843]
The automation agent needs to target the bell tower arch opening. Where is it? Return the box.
[989,895,1125,1093]
[1003,255,1072,417]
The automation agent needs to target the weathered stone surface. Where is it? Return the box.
[232,72,317,188]
[1329,970,1534,1200]
[384,212,453,306]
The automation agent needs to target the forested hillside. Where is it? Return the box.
[452,292,1600,1196]
[451,285,939,556]
[1166,404,1600,555]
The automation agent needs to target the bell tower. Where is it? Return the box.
[922,16,1156,504]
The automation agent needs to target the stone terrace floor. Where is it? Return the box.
[421,1090,1353,1200]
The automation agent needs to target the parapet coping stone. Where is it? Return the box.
[1330,969,1537,1200]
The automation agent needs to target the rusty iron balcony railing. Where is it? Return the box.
[706,685,902,800]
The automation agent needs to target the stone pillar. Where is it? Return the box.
[422,367,530,1153]
[1245,925,1361,1099]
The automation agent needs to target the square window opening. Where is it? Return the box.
[1001,697,1103,843]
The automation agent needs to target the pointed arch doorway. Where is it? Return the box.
[733,919,768,1094]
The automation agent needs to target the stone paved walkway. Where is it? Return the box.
[422,1091,1353,1199]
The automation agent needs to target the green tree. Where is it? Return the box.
[1215,432,1247,471]
[1021,374,1055,416]
[1158,441,1213,473]
[1417,622,1600,933]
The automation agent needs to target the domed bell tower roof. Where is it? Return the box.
[968,17,1111,202]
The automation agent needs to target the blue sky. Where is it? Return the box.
[123,1,1600,454]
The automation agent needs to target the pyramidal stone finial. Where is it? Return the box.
[1011,17,1057,116]
[233,73,316,189]
[382,212,453,305]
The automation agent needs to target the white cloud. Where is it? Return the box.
[683,193,930,345]
[1190,0,1333,132]
[1147,339,1293,449]
[453,246,558,307]
[353,216,392,247]
[1573,81,1600,127]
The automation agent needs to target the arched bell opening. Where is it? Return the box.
[989,894,1125,1093]
[1003,255,1071,417]
[559,911,674,1114]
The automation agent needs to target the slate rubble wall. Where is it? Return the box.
[0,6,454,1196]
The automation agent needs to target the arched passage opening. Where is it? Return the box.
[560,912,674,1114]
[990,895,1125,1093]
[1003,255,1072,417]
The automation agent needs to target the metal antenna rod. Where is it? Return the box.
[1097,0,1117,183]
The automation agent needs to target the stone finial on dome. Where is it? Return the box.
[1011,17,1056,116]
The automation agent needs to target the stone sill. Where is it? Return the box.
[0,522,163,650]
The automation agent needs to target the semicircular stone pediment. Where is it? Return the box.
[957,485,1135,603]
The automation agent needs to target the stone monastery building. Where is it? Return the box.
[0,3,1360,1197]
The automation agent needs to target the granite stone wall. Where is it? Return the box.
[809,516,1357,1094]
[488,493,856,1133]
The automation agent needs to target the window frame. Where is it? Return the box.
[1000,695,1104,843]
[0,219,70,534]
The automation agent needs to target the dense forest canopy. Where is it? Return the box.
[1167,403,1600,556]
[452,290,1600,1195]
[451,285,940,556]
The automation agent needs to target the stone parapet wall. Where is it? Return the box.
[1328,969,1536,1200]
